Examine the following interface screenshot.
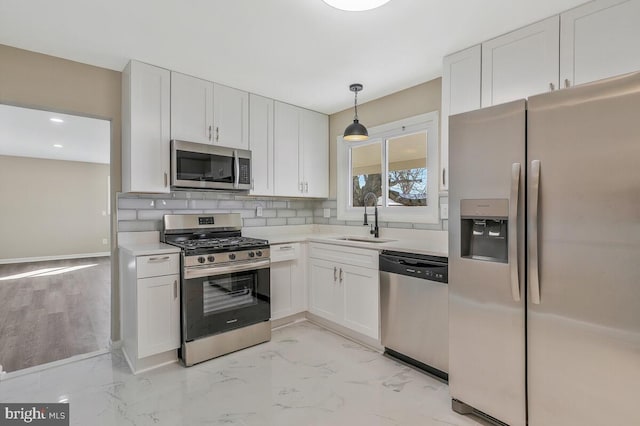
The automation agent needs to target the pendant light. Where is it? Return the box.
[343,83,369,142]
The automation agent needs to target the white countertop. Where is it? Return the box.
[118,242,181,257]
[244,225,448,258]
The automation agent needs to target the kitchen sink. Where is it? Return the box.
[334,236,396,243]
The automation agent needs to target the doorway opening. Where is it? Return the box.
[0,104,111,373]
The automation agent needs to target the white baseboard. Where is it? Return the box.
[0,252,111,265]
[1,347,110,381]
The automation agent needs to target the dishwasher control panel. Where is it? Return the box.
[379,251,448,283]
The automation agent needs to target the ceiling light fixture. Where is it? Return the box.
[343,83,369,142]
[53,144,63,148]
[322,0,391,12]
[50,118,64,123]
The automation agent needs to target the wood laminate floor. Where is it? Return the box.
[0,256,110,372]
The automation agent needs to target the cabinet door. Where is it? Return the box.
[123,60,171,193]
[300,109,329,198]
[308,258,342,323]
[561,0,640,88]
[341,264,379,339]
[213,83,249,150]
[441,45,482,191]
[170,72,214,144]
[137,274,180,358]
[482,16,559,107]
[249,94,274,195]
[274,101,302,197]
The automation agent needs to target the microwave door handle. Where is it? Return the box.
[233,150,240,189]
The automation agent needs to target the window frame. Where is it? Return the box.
[337,111,440,224]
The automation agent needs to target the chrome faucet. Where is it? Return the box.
[363,192,379,238]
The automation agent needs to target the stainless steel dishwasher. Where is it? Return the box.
[379,250,448,381]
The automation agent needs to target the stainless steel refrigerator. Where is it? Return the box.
[448,71,640,426]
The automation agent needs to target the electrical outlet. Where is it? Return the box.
[256,206,263,217]
[323,208,331,218]
[102,238,108,245]
[101,211,107,216]
[440,204,449,220]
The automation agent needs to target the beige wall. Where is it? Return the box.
[0,44,122,340]
[0,156,110,259]
[328,78,442,198]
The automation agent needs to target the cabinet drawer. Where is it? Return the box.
[270,243,300,263]
[309,242,378,269]
[137,253,180,278]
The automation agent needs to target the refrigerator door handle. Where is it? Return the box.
[509,162,521,302]
[530,160,542,304]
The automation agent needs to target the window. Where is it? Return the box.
[338,111,439,224]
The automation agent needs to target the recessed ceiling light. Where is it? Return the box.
[50,118,64,123]
[53,144,63,148]
[322,0,391,11]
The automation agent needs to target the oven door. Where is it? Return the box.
[182,260,270,341]
[171,140,251,190]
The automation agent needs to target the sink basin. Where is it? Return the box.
[334,236,395,244]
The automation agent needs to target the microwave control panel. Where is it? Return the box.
[239,159,251,184]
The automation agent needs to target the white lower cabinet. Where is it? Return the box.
[120,250,181,373]
[308,243,379,340]
[270,243,306,320]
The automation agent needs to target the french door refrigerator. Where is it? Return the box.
[448,71,640,426]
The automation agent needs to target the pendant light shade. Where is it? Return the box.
[344,83,369,142]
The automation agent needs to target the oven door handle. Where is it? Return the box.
[184,260,270,279]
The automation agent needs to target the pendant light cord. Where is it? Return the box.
[354,89,359,121]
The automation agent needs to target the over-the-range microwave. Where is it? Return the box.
[170,140,251,191]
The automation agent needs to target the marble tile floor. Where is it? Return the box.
[0,321,484,426]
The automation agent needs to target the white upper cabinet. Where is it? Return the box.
[122,60,171,193]
[300,109,329,198]
[213,83,249,150]
[273,102,329,198]
[441,45,482,191]
[170,72,214,144]
[482,16,560,107]
[249,94,274,196]
[274,101,301,197]
[560,0,640,88]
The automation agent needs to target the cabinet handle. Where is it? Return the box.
[339,268,343,283]
[442,168,446,186]
[251,179,254,190]
[216,126,219,142]
[333,266,337,282]
[299,182,304,192]
[549,82,555,91]
[304,182,309,193]
[164,172,168,187]
[208,125,212,141]
[148,256,171,262]
[279,245,294,250]
[173,280,178,299]
[564,79,571,89]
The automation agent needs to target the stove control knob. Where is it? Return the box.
[229,253,236,260]
[248,252,255,258]
[197,256,206,264]
[207,255,215,263]
[256,250,263,257]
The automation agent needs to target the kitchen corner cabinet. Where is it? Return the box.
[482,15,560,107]
[121,60,171,193]
[120,250,180,373]
[170,73,249,149]
[274,102,329,198]
[440,45,481,191]
[560,0,640,88]
[270,243,306,319]
[308,243,379,340]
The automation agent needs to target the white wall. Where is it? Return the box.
[0,155,110,260]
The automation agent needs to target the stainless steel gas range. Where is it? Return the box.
[161,213,271,366]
